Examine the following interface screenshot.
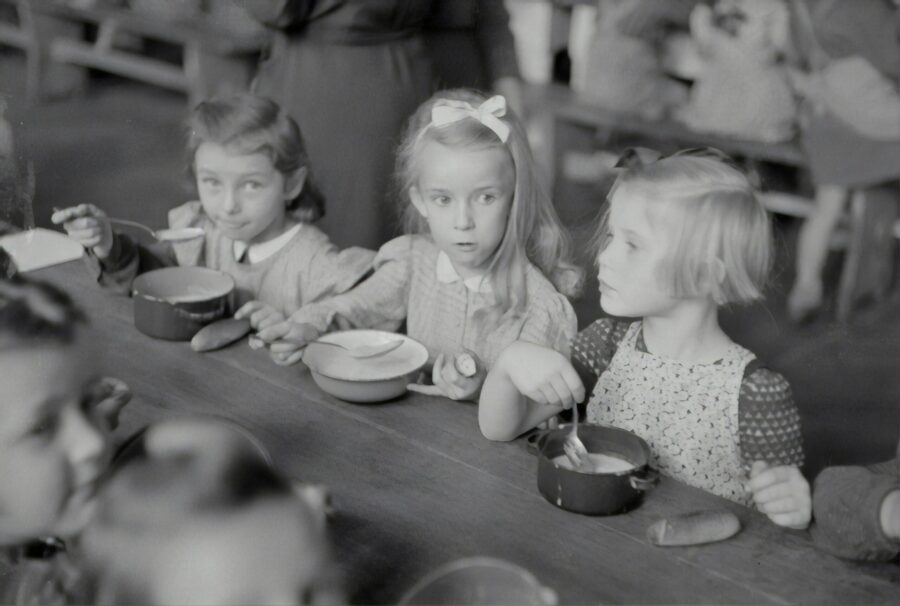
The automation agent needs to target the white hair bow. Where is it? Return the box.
[430,95,510,143]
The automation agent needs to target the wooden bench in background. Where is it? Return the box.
[537,83,899,321]
[0,0,268,104]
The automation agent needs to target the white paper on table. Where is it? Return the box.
[0,228,84,272]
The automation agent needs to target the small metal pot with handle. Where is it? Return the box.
[529,423,658,515]
[132,267,234,341]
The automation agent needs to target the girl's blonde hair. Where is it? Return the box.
[186,94,325,222]
[597,149,772,305]
[395,89,582,327]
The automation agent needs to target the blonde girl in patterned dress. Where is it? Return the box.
[257,89,583,401]
[480,148,811,529]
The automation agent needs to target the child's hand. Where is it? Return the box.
[234,301,285,331]
[408,351,486,401]
[90,377,132,432]
[255,320,321,366]
[497,341,584,409]
[51,204,114,259]
[747,461,811,529]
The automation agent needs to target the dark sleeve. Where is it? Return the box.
[811,458,900,561]
[737,366,804,468]
[83,233,176,296]
[242,0,318,28]
[473,0,520,82]
[570,318,630,397]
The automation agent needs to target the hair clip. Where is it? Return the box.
[430,95,510,143]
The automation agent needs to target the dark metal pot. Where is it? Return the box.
[530,424,658,516]
[132,267,234,341]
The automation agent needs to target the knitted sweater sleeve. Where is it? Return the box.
[811,458,900,561]
[288,235,412,333]
[737,367,804,468]
[569,318,631,396]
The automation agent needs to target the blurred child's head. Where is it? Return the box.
[83,418,340,606]
[396,89,582,322]
[187,94,324,243]
[0,276,110,545]
[595,148,771,318]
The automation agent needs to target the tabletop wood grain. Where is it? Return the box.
[33,261,900,605]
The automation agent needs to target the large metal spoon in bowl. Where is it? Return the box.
[564,402,592,472]
[307,338,404,359]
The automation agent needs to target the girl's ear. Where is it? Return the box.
[409,186,428,218]
[284,166,308,201]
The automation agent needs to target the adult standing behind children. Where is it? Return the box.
[787,0,900,321]
[424,0,524,115]
[245,0,435,250]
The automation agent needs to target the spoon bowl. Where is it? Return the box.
[108,218,204,243]
[563,403,591,472]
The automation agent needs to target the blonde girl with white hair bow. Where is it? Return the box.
[257,89,583,402]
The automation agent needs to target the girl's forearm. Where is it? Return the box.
[479,366,562,442]
[479,366,530,441]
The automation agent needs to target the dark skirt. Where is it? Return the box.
[254,34,433,250]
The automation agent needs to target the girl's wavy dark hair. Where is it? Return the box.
[0,274,86,348]
[186,94,326,222]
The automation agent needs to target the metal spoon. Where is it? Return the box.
[107,218,204,242]
[307,338,404,359]
[563,402,592,472]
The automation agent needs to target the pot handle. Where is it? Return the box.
[171,301,226,323]
[524,428,551,454]
[629,467,659,491]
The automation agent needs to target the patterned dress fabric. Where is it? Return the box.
[573,319,804,505]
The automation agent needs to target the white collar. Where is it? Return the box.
[233,223,303,264]
[435,251,492,293]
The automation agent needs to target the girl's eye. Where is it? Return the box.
[200,178,220,188]
[626,240,638,250]
[29,415,58,439]
[477,193,497,204]
[431,195,451,206]
[243,181,263,191]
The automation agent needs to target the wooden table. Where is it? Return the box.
[32,261,900,604]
